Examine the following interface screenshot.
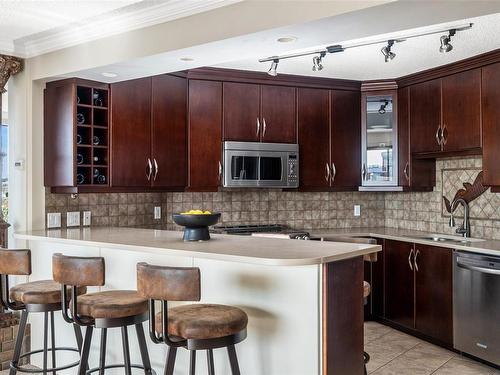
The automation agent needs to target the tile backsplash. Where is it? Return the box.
[45,156,500,239]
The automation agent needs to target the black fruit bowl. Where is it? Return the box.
[172,213,221,241]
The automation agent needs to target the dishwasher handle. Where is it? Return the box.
[457,257,500,276]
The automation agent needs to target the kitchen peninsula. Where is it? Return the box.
[15,227,380,375]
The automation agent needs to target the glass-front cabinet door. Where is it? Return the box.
[361,90,398,187]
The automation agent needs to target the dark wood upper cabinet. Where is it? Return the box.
[410,78,442,154]
[398,87,410,188]
[414,244,453,346]
[223,82,260,142]
[111,77,152,187]
[331,90,360,189]
[441,69,481,152]
[260,85,296,143]
[151,75,187,188]
[482,62,500,186]
[384,240,415,330]
[298,88,330,190]
[398,87,435,190]
[188,80,222,191]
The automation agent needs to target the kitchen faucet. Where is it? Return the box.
[449,198,471,238]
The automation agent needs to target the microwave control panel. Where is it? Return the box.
[287,154,299,185]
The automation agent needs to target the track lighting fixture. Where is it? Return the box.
[378,100,389,114]
[267,59,279,76]
[312,52,326,72]
[439,29,456,53]
[381,40,396,63]
[259,23,472,75]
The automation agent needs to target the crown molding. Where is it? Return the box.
[13,0,240,58]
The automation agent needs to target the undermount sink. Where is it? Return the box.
[413,234,485,244]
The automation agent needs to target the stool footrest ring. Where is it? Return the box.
[86,363,156,374]
[11,347,80,373]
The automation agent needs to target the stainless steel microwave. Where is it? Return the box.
[223,142,299,188]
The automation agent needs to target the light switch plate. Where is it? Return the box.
[354,205,361,217]
[154,206,161,220]
[47,213,61,229]
[83,211,91,226]
[67,211,81,227]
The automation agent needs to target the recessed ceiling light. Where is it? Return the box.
[277,36,297,43]
[180,57,194,61]
[101,72,118,78]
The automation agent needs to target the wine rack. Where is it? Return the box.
[76,85,109,186]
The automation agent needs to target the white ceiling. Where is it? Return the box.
[217,12,500,80]
[0,0,240,57]
[67,1,500,83]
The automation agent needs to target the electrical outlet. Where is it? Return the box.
[67,211,81,227]
[154,206,161,220]
[354,205,361,217]
[83,211,91,226]
[47,213,61,229]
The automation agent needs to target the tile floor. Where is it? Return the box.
[365,321,499,375]
[1,323,498,374]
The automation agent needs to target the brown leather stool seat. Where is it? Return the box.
[155,304,248,340]
[9,280,87,305]
[75,290,148,319]
[363,281,371,299]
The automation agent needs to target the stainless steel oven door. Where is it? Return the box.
[223,150,288,188]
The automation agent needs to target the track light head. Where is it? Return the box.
[439,30,456,53]
[267,59,279,76]
[381,40,396,63]
[312,53,324,72]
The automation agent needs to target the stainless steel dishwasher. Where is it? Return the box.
[453,251,500,366]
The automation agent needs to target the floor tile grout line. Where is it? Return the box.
[368,340,423,374]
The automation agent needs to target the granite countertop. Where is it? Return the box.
[14,227,380,266]
[310,227,500,257]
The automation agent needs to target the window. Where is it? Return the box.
[1,85,8,219]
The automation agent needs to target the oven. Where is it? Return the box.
[223,141,298,188]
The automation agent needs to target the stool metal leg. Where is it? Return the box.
[50,312,56,375]
[73,324,84,352]
[227,345,241,375]
[43,312,48,375]
[78,326,93,375]
[121,326,132,375]
[189,350,196,375]
[135,323,153,374]
[99,329,107,375]
[207,349,215,375]
[9,310,28,375]
[163,347,177,375]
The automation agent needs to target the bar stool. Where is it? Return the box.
[52,253,154,375]
[136,263,248,375]
[0,249,86,375]
[363,281,371,375]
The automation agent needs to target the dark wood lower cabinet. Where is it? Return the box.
[384,240,415,329]
[414,244,453,346]
[381,240,453,347]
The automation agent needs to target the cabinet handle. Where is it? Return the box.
[256,118,261,138]
[331,162,337,184]
[218,161,223,180]
[441,124,448,146]
[146,158,153,181]
[362,163,367,181]
[435,125,442,146]
[153,158,159,181]
[262,118,267,138]
[408,248,414,271]
[403,162,410,181]
[325,163,330,182]
[414,249,420,272]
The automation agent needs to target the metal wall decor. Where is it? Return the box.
[443,170,489,214]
